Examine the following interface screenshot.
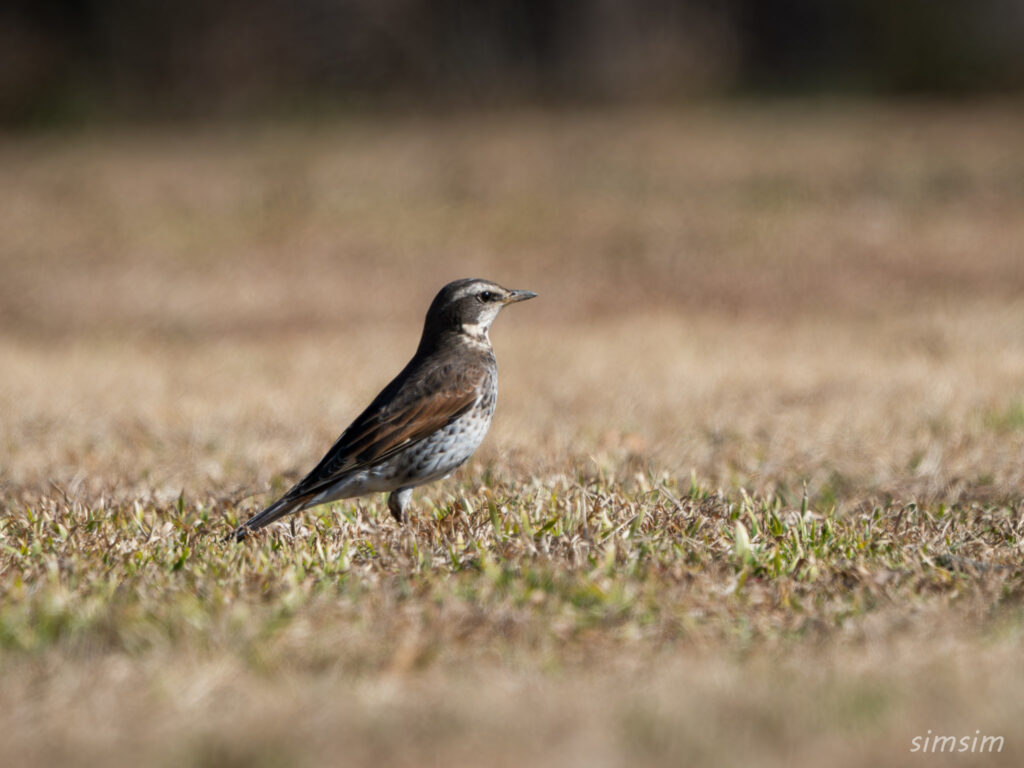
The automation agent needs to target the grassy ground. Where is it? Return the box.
[2,103,1024,766]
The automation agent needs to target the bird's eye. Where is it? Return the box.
[479,291,495,302]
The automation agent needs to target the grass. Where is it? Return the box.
[2,103,1024,765]
[4,479,1021,657]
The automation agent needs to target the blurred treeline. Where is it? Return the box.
[4,0,1024,125]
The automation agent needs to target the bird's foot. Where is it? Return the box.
[387,487,413,523]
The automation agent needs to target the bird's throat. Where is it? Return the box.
[459,322,491,346]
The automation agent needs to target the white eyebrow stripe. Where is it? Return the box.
[452,282,499,301]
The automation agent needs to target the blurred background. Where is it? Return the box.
[2,1,1024,502]
[4,0,1024,124]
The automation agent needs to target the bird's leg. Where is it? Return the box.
[387,487,413,523]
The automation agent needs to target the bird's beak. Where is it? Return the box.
[505,289,538,304]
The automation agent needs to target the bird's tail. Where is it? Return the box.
[229,492,311,542]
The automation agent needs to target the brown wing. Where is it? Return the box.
[285,357,489,500]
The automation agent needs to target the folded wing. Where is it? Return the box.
[287,359,487,500]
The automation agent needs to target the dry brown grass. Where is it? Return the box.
[2,103,1024,766]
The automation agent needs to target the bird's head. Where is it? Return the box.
[420,278,537,348]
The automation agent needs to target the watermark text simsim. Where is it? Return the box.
[910,730,1003,753]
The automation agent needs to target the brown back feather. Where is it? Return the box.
[288,353,492,500]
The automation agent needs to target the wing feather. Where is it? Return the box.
[286,358,488,500]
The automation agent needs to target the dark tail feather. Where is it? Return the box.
[229,493,311,542]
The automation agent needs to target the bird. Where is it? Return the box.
[230,278,536,541]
